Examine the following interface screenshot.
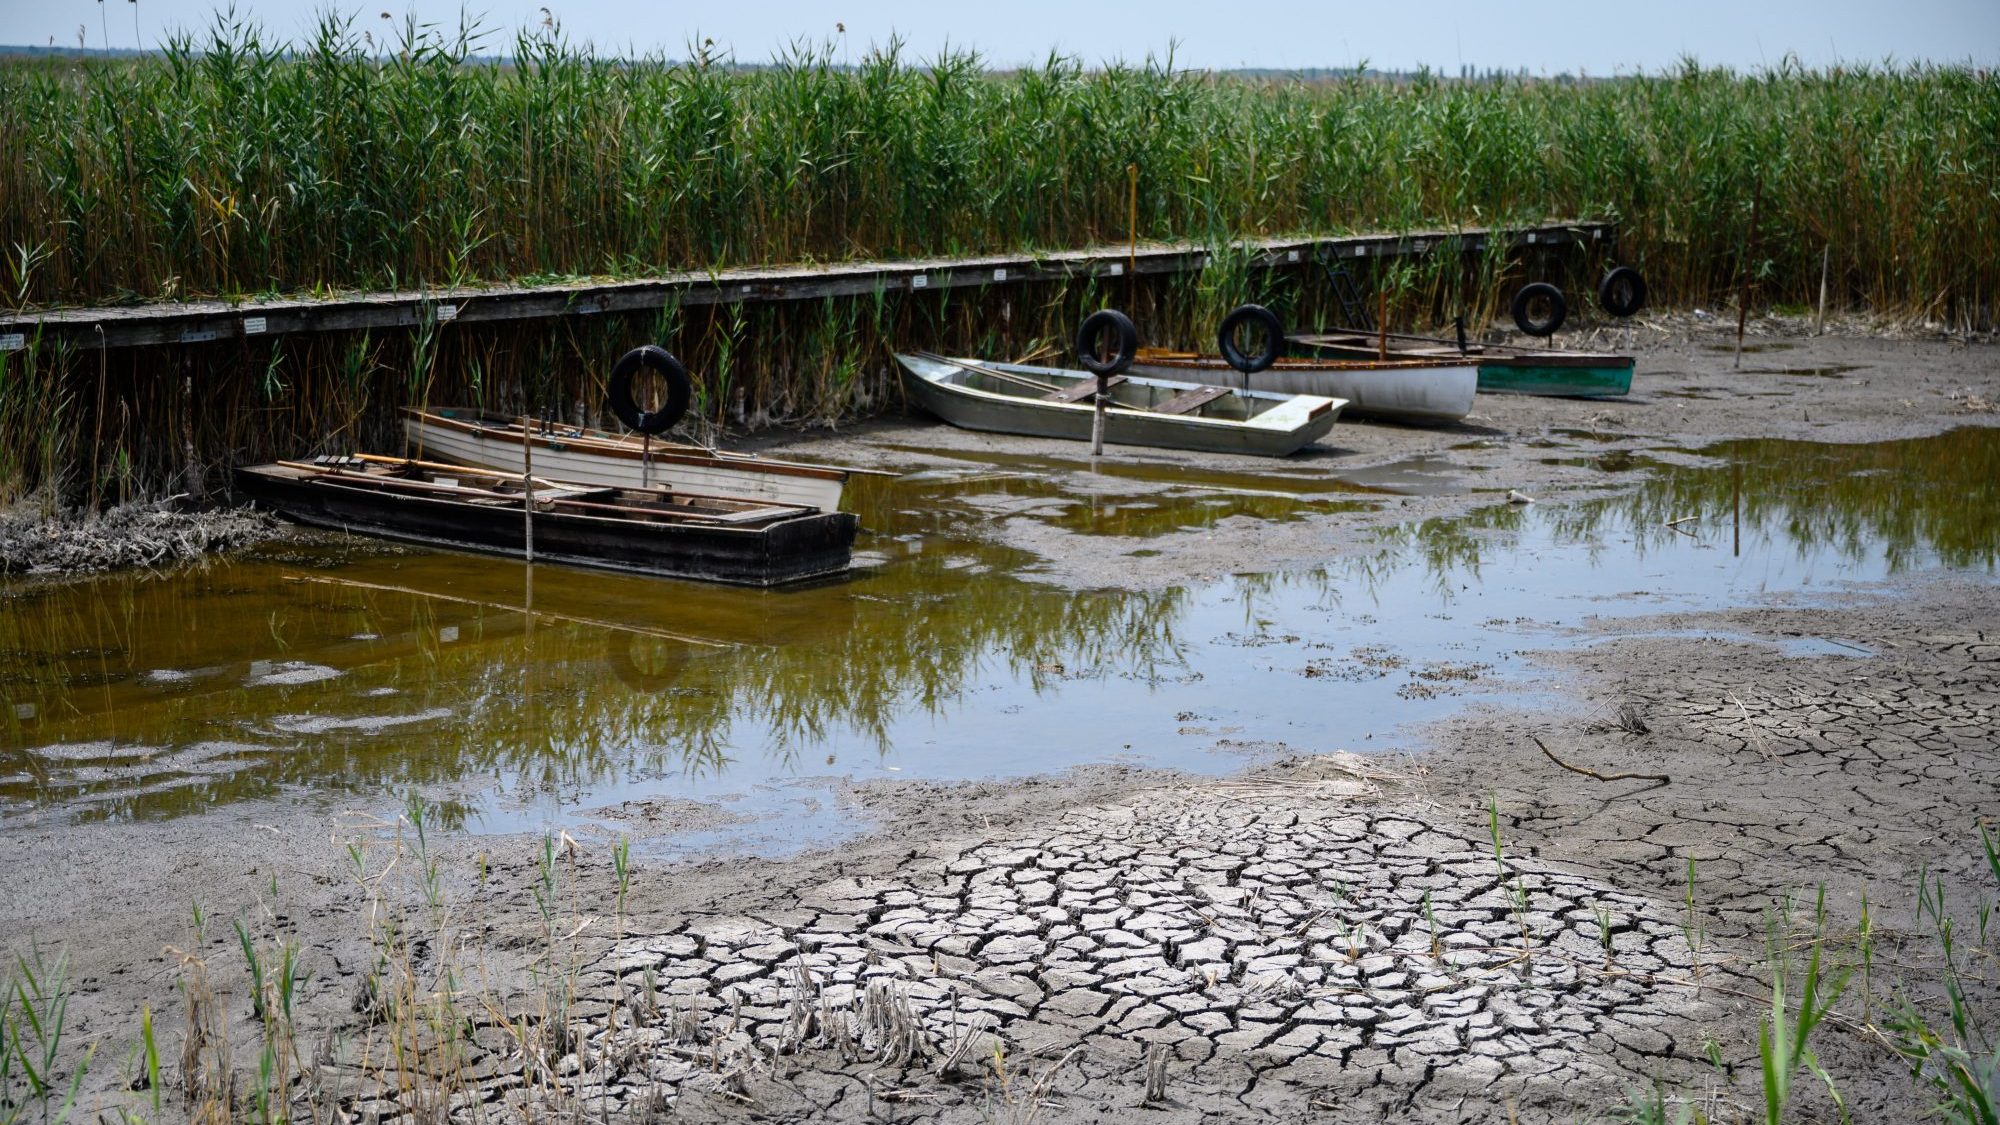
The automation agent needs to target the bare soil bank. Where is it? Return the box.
[2,315,1997,1123]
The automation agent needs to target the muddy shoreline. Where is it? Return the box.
[2,316,1997,1122]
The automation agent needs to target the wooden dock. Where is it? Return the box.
[0,222,1611,351]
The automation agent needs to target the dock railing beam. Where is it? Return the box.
[0,222,1613,353]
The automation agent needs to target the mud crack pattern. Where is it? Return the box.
[427,770,1720,1120]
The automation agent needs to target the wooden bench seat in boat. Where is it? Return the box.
[1043,374,1127,403]
[1150,385,1231,416]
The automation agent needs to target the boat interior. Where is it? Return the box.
[1135,347,1476,372]
[1290,332,1484,358]
[414,407,696,452]
[917,354,1281,422]
[261,456,812,525]
[1290,331,1627,363]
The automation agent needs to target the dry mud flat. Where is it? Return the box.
[3,320,1999,1123]
[419,584,1997,1124]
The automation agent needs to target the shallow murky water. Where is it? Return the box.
[3,428,1995,849]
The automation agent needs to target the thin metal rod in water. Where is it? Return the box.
[1735,175,1763,370]
[521,414,535,563]
[1816,244,1830,336]
[286,573,730,648]
[1732,457,1742,558]
[1126,163,1139,311]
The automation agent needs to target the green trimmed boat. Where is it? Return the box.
[1289,329,1634,398]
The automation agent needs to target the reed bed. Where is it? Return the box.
[1,17,1996,500]
[2,17,1995,321]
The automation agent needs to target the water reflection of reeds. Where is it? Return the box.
[1545,429,2000,573]
[1342,429,1999,601]
[0,476,1193,821]
[3,429,1992,823]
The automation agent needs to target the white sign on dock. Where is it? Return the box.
[911,275,928,288]
[243,316,267,335]
[0,333,24,352]
[436,304,459,322]
[993,268,1007,282]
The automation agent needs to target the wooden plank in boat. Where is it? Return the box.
[551,496,809,525]
[1043,374,1126,403]
[1150,385,1231,416]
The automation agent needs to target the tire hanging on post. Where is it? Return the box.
[606,346,692,435]
[1217,304,1283,374]
[1076,309,1138,456]
[1511,283,1568,337]
[1597,267,1647,318]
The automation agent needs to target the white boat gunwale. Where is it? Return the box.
[903,355,1342,433]
[402,409,851,512]
[1126,347,1478,426]
[1135,348,1482,372]
[403,408,848,481]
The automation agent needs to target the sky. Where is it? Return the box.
[5,0,1998,71]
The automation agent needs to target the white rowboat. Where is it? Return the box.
[894,354,1345,457]
[402,408,851,512]
[1128,349,1479,425]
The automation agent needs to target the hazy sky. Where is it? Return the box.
[8,0,1998,71]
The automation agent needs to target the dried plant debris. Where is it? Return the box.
[0,500,278,575]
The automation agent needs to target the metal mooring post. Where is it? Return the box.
[1091,373,1107,457]
[521,415,536,564]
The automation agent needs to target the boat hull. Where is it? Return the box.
[402,410,848,511]
[1472,358,1634,397]
[236,466,858,587]
[1129,355,1476,425]
[894,356,1342,457]
[1288,332,1633,398]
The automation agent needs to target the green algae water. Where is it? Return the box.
[2,428,1994,844]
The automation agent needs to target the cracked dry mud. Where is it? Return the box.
[4,327,1997,1124]
[374,584,1988,1125]
[515,780,1712,1121]
[372,770,1718,1124]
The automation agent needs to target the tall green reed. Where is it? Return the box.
[3,20,1992,323]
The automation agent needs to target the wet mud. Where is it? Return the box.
[1,317,1997,1123]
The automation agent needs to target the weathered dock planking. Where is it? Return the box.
[0,223,1612,351]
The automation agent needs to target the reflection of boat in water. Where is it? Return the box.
[894,353,1345,457]
[402,408,854,512]
[1128,348,1478,425]
[603,630,694,690]
[237,456,858,586]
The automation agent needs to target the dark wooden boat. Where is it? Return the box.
[236,456,858,587]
